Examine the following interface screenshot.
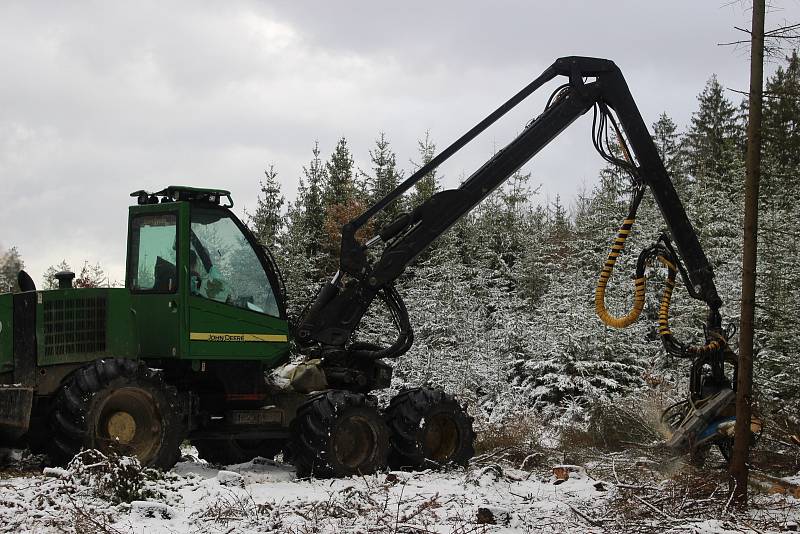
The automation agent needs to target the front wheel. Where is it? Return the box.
[385,388,475,469]
[290,390,389,478]
[49,359,185,469]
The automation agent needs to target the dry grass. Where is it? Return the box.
[195,475,490,534]
[558,395,666,462]
[197,489,276,527]
[63,492,124,534]
[748,410,800,476]
[473,414,550,466]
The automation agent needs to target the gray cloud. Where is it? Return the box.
[1,1,797,284]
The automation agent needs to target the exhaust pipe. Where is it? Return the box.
[54,271,75,289]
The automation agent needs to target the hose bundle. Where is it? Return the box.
[596,222,726,358]
[347,284,414,361]
[590,101,724,359]
[647,246,724,358]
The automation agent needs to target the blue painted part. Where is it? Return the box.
[698,416,736,440]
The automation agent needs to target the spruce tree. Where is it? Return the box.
[754,52,800,356]
[652,112,688,196]
[279,199,317,321]
[365,132,404,231]
[474,170,533,273]
[249,165,285,250]
[324,137,356,208]
[277,144,329,319]
[763,51,800,176]
[297,142,327,258]
[685,75,740,186]
[547,195,571,246]
[684,75,744,275]
[322,137,370,266]
[409,131,439,209]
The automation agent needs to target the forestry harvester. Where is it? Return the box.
[0,57,741,474]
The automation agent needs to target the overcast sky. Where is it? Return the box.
[1,1,798,285]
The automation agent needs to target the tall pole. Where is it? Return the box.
[730,0,765,507]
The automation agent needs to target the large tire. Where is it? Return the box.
[385,388,475,470]
[290,390,389,478]
[49,359,185,469]
[193,438,283,465]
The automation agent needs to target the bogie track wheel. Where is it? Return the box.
[49,359,185,469]
[385,388,475,470]
[290,390,389,478]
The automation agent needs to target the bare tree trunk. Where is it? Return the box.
[730,0,765,507]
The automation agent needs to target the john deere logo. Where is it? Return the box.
[189,332,287,343]
[208,334,245,342]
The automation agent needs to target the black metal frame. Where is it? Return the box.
[298,57,724,358]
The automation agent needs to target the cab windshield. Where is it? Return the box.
[190,208,279,317]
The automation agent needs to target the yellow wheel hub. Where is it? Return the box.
[106,411,137,443]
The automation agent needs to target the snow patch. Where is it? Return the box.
[130,500,175,519]
[216,469,245,488]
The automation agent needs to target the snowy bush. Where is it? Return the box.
[510,331,644,422]
[65,449,179,504]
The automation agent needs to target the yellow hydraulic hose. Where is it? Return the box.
[595,217,646,328]
[656,255,677,337]
[656,255,723,355]
[595,121,647,329]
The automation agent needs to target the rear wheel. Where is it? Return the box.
[290,390,389,478]
[193,438,283,465]
[385,388,475,470]
[49,359,185,469]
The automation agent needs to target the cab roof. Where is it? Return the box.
[130,185,233,207]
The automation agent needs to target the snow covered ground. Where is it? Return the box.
[1,447,799,533]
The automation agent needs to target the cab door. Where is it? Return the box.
[127,206,185,359]
[186,206,289,367]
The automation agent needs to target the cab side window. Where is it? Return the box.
[129,214,178,292]
[190,208,279,316]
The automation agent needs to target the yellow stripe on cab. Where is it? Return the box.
[190,333,288,343]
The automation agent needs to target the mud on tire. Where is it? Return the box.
[49,358,186,469]
[385,388,475,470]
[290,390,389,478]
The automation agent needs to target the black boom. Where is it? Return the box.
[297,56,725,366]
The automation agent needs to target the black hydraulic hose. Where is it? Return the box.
[348,284,413,361]
[658,236,703,301]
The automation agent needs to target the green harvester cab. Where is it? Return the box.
[0,186,299,466]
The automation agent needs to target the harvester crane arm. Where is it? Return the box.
[297,56,725,367]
